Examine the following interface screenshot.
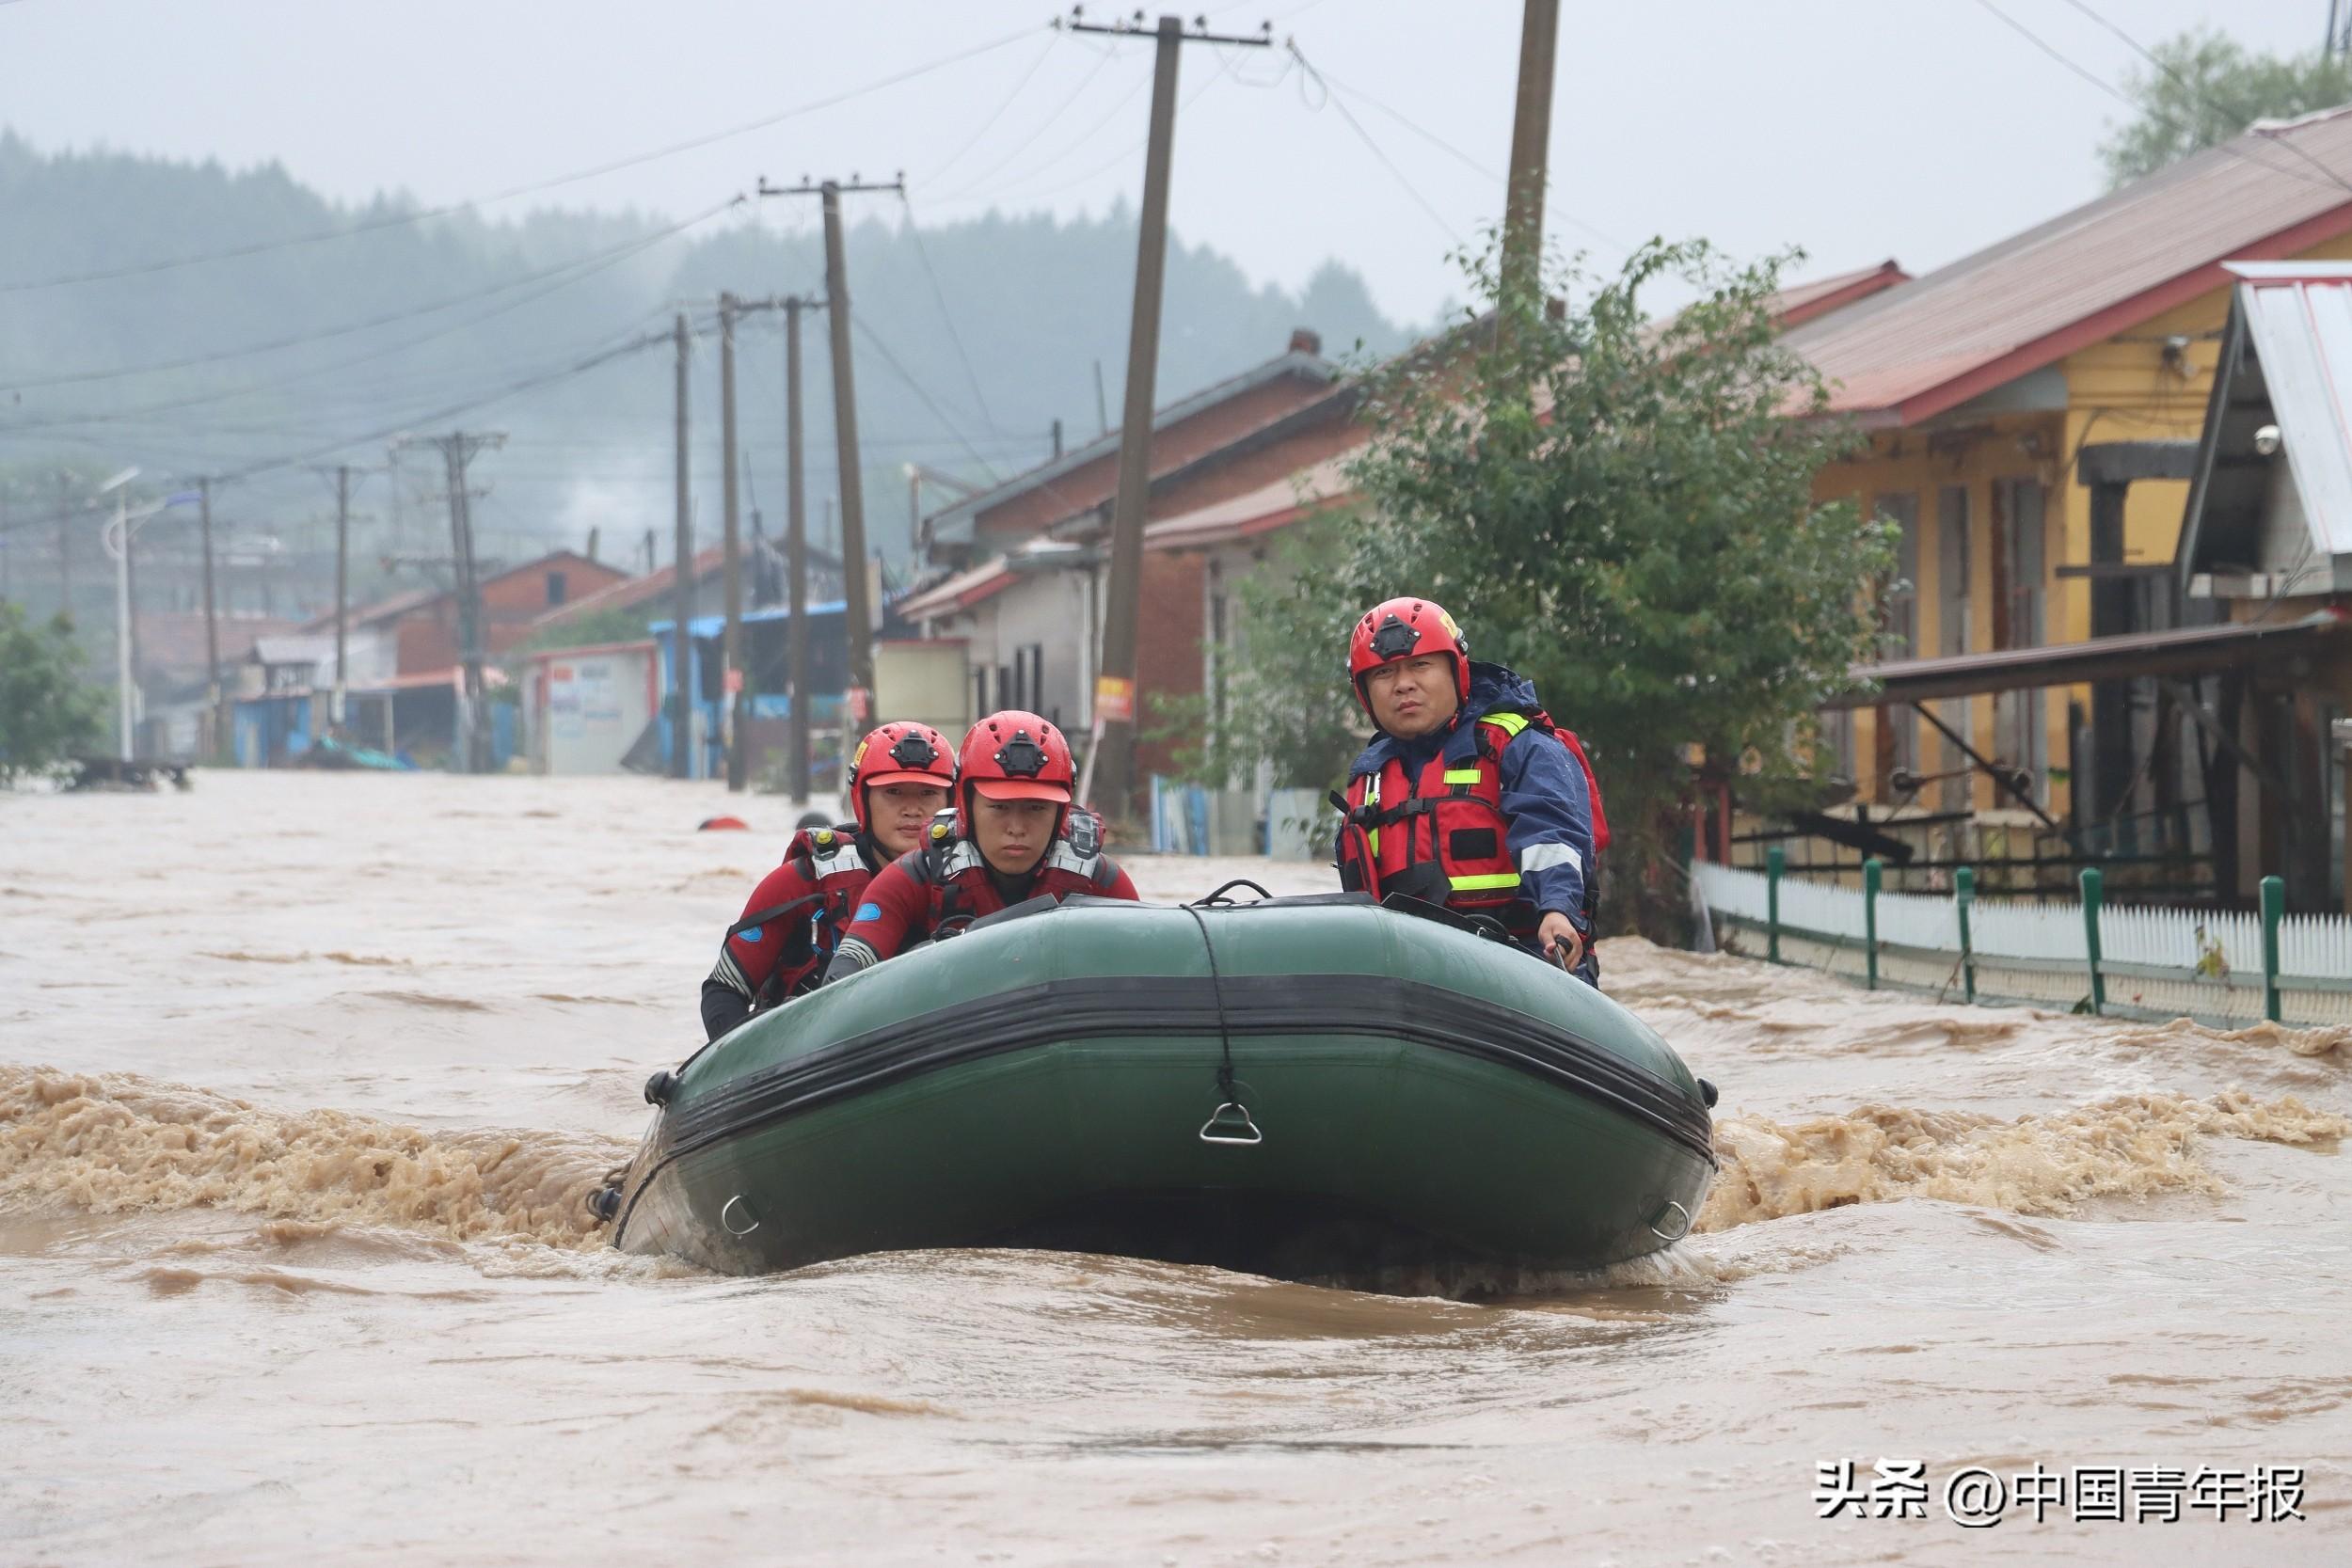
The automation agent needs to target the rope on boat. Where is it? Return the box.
[1184,904,1262,1145]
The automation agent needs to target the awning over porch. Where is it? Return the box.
[1826,610,2348,707]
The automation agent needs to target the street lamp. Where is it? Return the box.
[94,469,195,762]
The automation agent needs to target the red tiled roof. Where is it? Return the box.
[1783,107,2352,427]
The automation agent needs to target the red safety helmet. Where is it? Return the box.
[845,721,956,833]
[956,710,1073,826]
[1347,595,1470,714]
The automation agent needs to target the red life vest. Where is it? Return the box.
[728,824,877,1002]
[1336,707,1607,932]
[909,812,1122,926]
[787,823,879,944]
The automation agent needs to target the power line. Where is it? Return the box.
[930,46,1133,203]
[0,204,729,436]
[1284,42,1457,245]
[1290,45,1629,257]
[919,29,1066,187]
[216,327,669,484]
[1967,0,2352,198]
[0,24,1040,293]
[946,41,1232,209]
[2052,0,2352,198]
[851,316,1003,483]
[3,200,737,393]
[898,193,999,436]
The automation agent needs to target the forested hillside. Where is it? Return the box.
[0,133,1407,585]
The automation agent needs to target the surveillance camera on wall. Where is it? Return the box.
[2253,424,2283,457]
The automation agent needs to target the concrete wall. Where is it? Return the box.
[876,639,971,739]
[533,643,657,776]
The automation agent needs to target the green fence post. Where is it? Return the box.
[1955,866,1977,1005]
[2079,866,2106,1017]
[2261,874,2285,1023]
[1863,857,1882,990]
[1766,845,1785,964]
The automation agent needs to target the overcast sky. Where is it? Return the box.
[0,0,2329,325]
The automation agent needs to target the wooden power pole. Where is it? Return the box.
[785,294,815,802]
[759,175,902,724]
[333,464,351,728]
[1071,10,1270,818]
[423,431,504,773]
[199,477,220,760]
[671,311,693,780]
[720,292,748,793]
[1499,0,1561,325]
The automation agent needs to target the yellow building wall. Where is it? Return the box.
[1819,229,2352,824]
[1814,412,2066,818]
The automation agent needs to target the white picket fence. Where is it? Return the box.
[1693,861,2352,1028]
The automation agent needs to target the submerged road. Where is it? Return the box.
[3,771,2346,1564]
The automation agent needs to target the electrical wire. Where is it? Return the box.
[1288,46,1630,257]
[0,24,1041,293]
[898,192,999,436]
[850,316,1002,483]
[0,203,729,436]
[3,200,737,393]
[1967,0,2352,198]
[919,29,1065,188]
[930,47,1132,204]
[2052,0,2352,198]
[216,326,671,484]
[951,43,1234,210]
[1283,43,1457,245]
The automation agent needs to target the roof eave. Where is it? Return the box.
[1882,197,2352,430]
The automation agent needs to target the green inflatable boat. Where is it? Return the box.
[602,889,1717,1287]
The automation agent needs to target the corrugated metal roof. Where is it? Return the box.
[1762,260,1909,329]
[1783,107,2352,426]
[2233,263,2352,565]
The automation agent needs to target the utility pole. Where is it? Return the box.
[333,464,351,729]
[785,294,814,802]
[759,175,903,722]
[423,432,504,773]
[1499,0,1561,326]
[1069,9,1270,818]
[199,477,220,760]
[671,311,693,780]
[720,292,748,793]
[55,472,73,623]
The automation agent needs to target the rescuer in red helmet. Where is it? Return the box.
[823,709,1138,981]
[1334,596,1608,983]
[700,721,957,1039]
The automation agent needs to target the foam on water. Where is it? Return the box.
[0,1064,627,1249]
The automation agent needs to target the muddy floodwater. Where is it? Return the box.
[4,771,2348,1565]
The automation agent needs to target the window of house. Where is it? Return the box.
[546,572,567,607]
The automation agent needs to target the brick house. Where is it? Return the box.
[900,331,1348,786]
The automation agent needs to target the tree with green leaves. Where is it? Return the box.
[2099,28,2352,188]
[0,603,106,785]
[1167,238,1892,940]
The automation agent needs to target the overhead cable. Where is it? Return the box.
[0,24,1041,293]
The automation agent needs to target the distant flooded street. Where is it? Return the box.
[4,771,2347,1564]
